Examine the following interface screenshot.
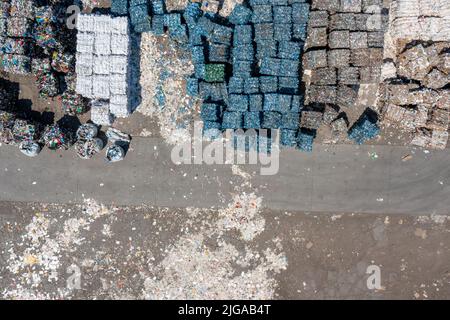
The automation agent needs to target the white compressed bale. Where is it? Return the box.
[110,34,129,56]
[77,14,94,32]
[75,53,93,76]
[109,55,128,74]
[95,32,111,55]
[76,32,94,54]
[91,100,113,126]
[76,75,93,98]
[110,73,128,95]
[94,15,111,34]
[110,94,130,118]
[111,16,129,35]
[93,75,110,99]
[93,55,110,75]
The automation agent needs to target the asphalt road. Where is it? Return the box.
[0,138,449,214]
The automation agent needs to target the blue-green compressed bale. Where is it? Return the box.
[262,111,282,128]
[256,40,277,59]
[184,2,202,26]
[254,23,274,40]
[232,44,254,62]
[186,78,198,96]
[249,0,271,6]
[249,94,263,111]
[222,111,244,129]
[244,112,262,128]
[211,25,233,45]
[281,112,300,129]
[260,57,281,76]
[209,43,230,63]
[278,41,301,60]
[279,59,299,77]
[201,103,222,121]
[203,121,222,140]
[290,95,304,112]
[292,3,310,25]
[203,121,222,130]
[293,23,307,41]
[271,0,288,5]
[192,46,205,64]
[169,24,188,42]
[260,76,277,93]
[233,60,252,78]
[204,64,226,82]
[197,16,215,35]
[151,0,165,15]
[228,94,249,112]
[111,0,128,16]
[281,129,298,147]
[273,6,292,24]
[164,13,181,27]
[229,5,252,25]
[252,5,273,24]
[263,93,279,111]
[152,15,165,35]
[233,25,253,45]
[297,129,315,152]
[279,77,299,94]
[130,0,147,6]
[244,78,259,94]
[228,77,244,94]
[188,25,203,46]
[134,19,152,33]
[274,24,292,41]
[348,114,380,145]
[199,82,226,101]
[194,63,206,79]
[278,94,292,113]
[129,4,148,26]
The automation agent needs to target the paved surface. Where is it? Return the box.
[0,138,449,214]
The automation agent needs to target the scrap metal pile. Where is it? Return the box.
[0,75,130,160]
[302,0,389,145]
[0,108,131,160]
[379,0,449,149]
[0,0,87,115]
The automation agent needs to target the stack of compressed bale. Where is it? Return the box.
[90,100,113,126]
[348,111,380,144]
[129,0,151,33]
[165,13,187,41]
[246,0,307,147]
[183,2,202,44]
[303,0,389,109]
[0,0,34,74]
[75,14,131,123]
[297,129,315,151]
[111,0,129,16]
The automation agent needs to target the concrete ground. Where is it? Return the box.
[0,200,448,299]
[0,138,449,214]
